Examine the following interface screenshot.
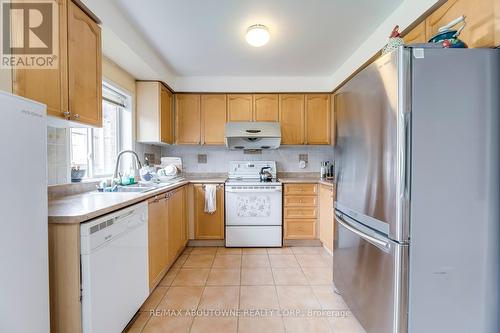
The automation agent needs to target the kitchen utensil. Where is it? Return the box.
[428,15,468,48]
[259,166,273,182]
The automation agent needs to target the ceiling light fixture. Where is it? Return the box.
[246,24,270,47]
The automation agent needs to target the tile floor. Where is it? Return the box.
[124,246,366,333]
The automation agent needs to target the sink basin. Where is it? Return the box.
[114,185,156,193]
[98,178,185,193]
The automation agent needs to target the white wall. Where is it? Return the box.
[160,145,334,174]
[47,127,70,184]
[85,0,441,92]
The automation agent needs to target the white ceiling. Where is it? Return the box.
[115,0,403,78]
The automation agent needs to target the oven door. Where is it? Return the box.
[225,185,282,226]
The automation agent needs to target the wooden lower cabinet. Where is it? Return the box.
[147,194,169,289]
[167,186,187,264]
[148,186,187,290]
[319,184,335,253]
[284,219,317,240]
[48,223,82,333]
[194,184,225,239]
[283,183,318,240]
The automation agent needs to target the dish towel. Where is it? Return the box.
[204,184,217,214]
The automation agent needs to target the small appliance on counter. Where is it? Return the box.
[320,161,335,180]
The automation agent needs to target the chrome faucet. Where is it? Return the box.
[113,150,143,182]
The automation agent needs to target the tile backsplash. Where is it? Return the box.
[161,145,334,174]
[47,126,70,185]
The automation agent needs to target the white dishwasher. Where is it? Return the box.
[80,202,149,333]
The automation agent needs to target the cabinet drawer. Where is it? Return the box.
[284,195,318,207]
[284,207,318,219]
[284,183,318,195]
[284,219,316,239]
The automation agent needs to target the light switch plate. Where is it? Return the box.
[299,154,308,162]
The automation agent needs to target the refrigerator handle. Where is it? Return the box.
[335,211,391,252]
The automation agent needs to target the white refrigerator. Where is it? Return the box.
[0,91,49,333]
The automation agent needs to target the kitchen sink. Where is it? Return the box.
[114,185,156,193]
[99,178,185,193]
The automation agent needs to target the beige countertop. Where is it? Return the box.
[279,177,335,187]
[49,174,335,225]
[48,181,189,224]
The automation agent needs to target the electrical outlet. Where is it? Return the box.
[299,154,308,162]
[144,153,155,165]
[197,154,207,164]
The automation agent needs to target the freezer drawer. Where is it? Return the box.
[333,212,408,333]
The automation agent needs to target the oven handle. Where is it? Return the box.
[225,188,282,193]
[335,211,391,252]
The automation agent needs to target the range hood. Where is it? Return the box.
[225,122,281,150]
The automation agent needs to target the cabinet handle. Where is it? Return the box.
[63,111,70,119]
[73,113,80,119]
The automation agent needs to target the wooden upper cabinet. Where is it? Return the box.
[194,184,224,239]
[426,0,496,48]
[136,81,173,144]
[12,0,68,119]
[67,0,102,126]
[175,94,201,144]
[160,85,173,144]
[227,94,253,122]
[201,94,227,145]
[12,0,101,126]
[279,94,305,145]
[403,21,427,44]
[253,94,279,121]
[305,94,331,145]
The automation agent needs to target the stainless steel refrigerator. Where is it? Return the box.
[333,47,499,333]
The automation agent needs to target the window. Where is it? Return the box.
[70,82,133,179]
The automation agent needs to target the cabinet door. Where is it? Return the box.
[194,184,224,239]
[319,185,335,253]
[12,0,68,119]
[426,0,495,48]
[253,94,279,121]
[201,94,227,145]
[227,94,253,122]
[403,21,427,44]
[181,187,188,245]
[160,85,173,144]
[175,94,201,144]
[279,94,305,145]
[148,197,168,289]
[67,1,102,126]
[168,188,184,263]
[305,94,331,145]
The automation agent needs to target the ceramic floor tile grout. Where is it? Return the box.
[132,247,338,333]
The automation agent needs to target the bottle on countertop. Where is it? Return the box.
[320,161,327,179]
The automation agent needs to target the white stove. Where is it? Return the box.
[225,161,283,247]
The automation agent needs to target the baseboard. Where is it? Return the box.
[283,239,322,247]
[188,239,225,247]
